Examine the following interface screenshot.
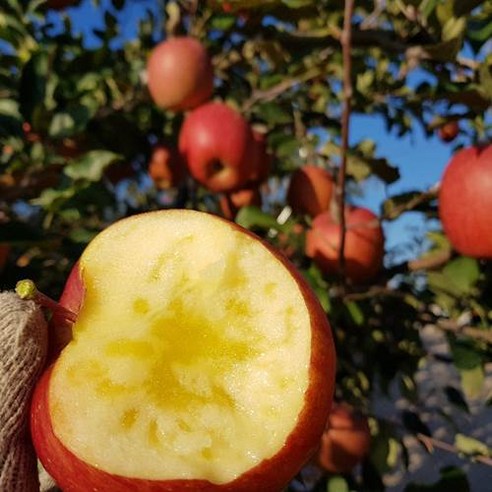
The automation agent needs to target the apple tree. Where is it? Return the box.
[1,0,492,490]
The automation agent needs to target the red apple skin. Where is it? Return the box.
[306,206,384,284]
[179,103,257,193]
[249,130,272,186]
[148,144,187,189]
[316,403,371,474]
[437,121,459,143]
[439,145,492,258]
[219,187,262,220]
[287,166,334,218]
[47,262,84,361]
[31,214,336,492]
[147,37,214,112]
[0,244,10,272]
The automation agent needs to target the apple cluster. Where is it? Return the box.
[286,165,385,285]
[146,37,271,217]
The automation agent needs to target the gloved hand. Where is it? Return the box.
[0,290,58,492]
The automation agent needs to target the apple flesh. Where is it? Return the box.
[147,37,214,112]
[306,206,384,284]
[31,209,335,491]
[439,145,492,258]
[287,165,334,218]
[179,103,258,193]
[316,403,371,474]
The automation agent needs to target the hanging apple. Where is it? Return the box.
[147,37,214,112]
[439,145,492,258]
[306,206,384,284]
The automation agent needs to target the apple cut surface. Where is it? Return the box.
[38,210,334,489]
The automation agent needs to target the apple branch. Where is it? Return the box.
[337,0,355,282]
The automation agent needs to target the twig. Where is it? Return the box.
[337,0,355,282]
[436,319,492,345]
[383,183,440,221]
[416,433,492,467]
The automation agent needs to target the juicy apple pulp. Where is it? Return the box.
[306,206,384,284]
[147,37,214,112]
[178,103,258,193]
[287,165,334,218]
[439,145,492,258]
[31,209,335,491]
[316,403,371,474]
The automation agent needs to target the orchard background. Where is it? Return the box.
[1,0,492,490]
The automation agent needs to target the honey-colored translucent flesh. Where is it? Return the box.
[50,211,311,483]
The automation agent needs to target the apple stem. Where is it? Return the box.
[15,279,77,324]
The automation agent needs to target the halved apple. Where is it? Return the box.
[31,209,335,491]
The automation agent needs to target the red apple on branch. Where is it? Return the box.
[287,165,334,218]
[0,244,10,272]
[305,206,384,284]
[316,403,371,474]
[30,210,336,491]
[148,144,187,190]
[439,145,492,258]
[437,121,459,143]
[179,102,258,193]
[219,187,262,220]
[147,37,214,112]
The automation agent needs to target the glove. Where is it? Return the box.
[0,291,52,491]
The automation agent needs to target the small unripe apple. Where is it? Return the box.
[31,210,336,491]
[287,165,334,218]
[439,145,492,258]
[437,121,459,143]
[179,102,258,193]
[148,144,187,190]
[306,206,384,284]
[219,187,262,220]
[147,37,214,112]
[317,403,371,474]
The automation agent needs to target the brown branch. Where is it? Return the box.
[383,183,440,221]
[407,249,451,272]
[436,319,492,345]
[416,433,492,467]
[337,0,355,283]
[241,47,333,113]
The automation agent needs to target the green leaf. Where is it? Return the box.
[326,475,349,492]
[64,151,123,181]
[210,14,237,30]
[460,365,484,400]
[454,433,491,457]
[444,386,470,413]
[450,339,482,371]
[255,102,293,125]
[49,104,93,138]
[442,257,480,295]
[235,206,282,231]
[404,466,470,492]
[19,49,49,122]
[344,300,364,326]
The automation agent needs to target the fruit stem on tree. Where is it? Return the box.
[15,279,77,324]
[337,0,355,284]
